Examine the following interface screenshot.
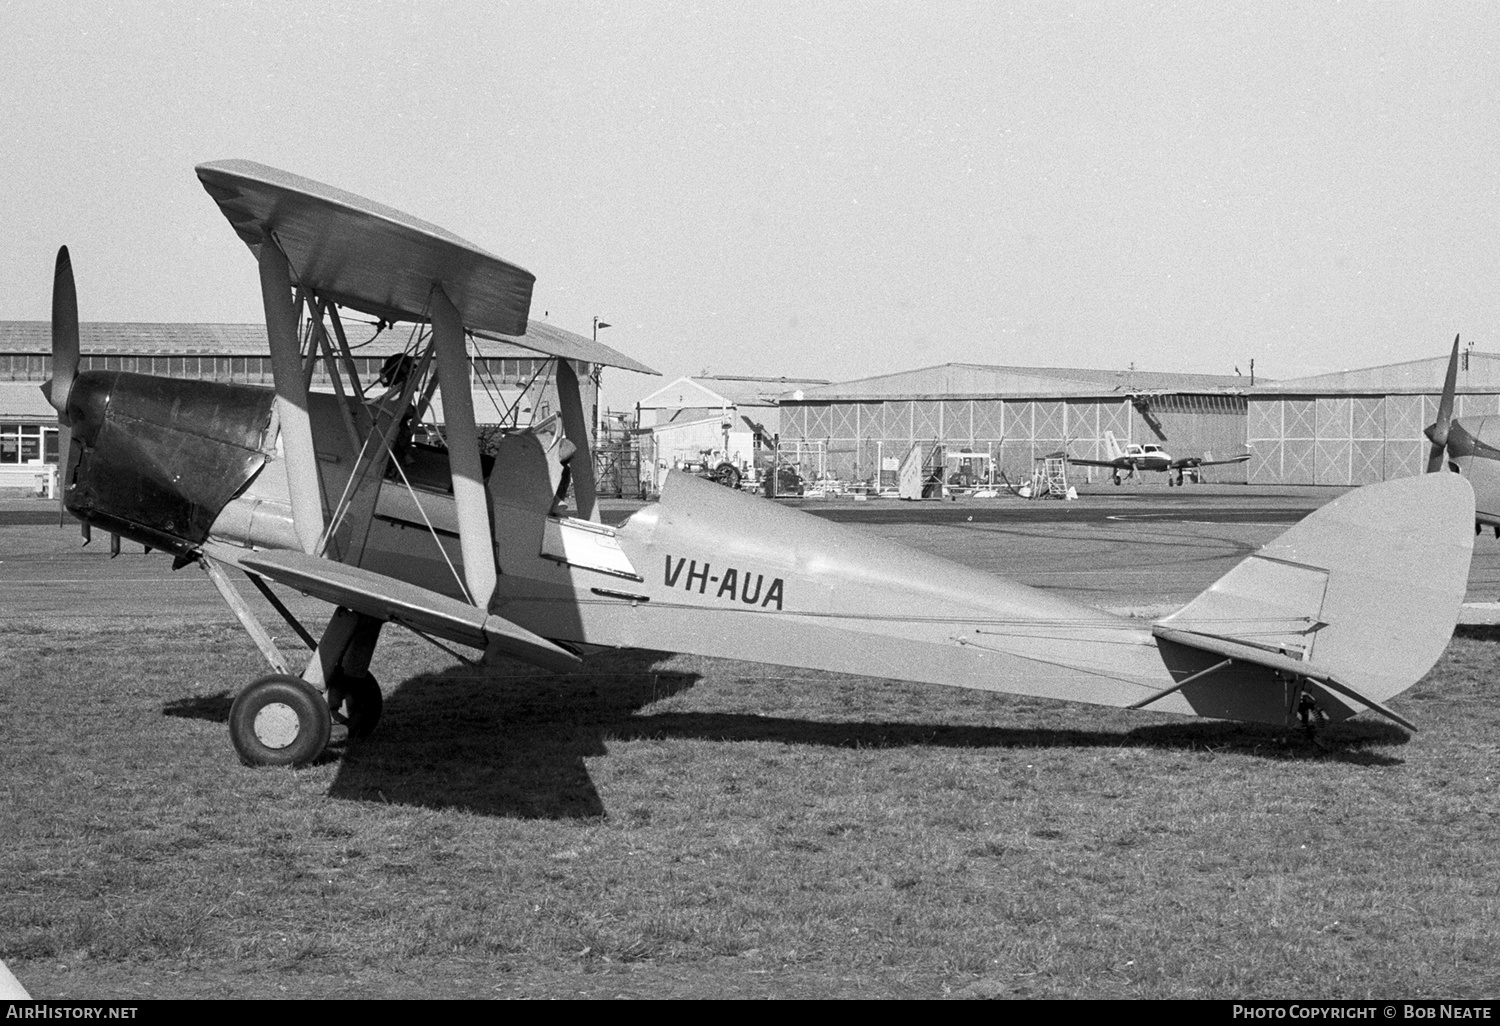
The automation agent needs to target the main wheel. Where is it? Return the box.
[327,669,383,739]
[714,463,742,490]
[228,674,332,767]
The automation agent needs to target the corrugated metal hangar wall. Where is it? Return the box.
[1233,352,1500,485]
[1245,393,1500,485]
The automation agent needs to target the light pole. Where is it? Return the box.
[591,317,612,452]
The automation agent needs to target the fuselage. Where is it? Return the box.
[53,368,1269,722]
[1118,444,1172,472]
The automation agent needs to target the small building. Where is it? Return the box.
[0,373,59,494]
[636,374,828,490]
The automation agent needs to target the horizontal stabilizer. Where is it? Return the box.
[1150,626,1418,732]
[241,550,580,673]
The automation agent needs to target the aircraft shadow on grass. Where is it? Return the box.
[165,647,1407,820]
[1455,625,1500,642]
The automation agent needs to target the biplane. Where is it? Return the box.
[42,159,1475,768]
[1067,432,1253,486]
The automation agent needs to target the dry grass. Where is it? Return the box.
[2,618,1499,999]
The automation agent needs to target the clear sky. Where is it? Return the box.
[3,2,1498,410]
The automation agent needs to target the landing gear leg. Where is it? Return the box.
[309,608,386,740]
[224,604,387,766]
[327,669,383,738]
[204,561,388,764]
[1296,690,1330,742]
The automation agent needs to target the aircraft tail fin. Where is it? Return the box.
[1103,431,1125,459]
[1151,474,1474,724]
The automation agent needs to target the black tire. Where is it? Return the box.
[228,674,332,768]
[714,463,742,490]
[327,669,383,739]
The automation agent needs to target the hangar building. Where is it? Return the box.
[778,353,1496,489]
[0,320,602,493]
[777,363,1253,487]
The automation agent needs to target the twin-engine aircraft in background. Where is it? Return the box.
[42,160,1475,769]
[1066,431,1253,486]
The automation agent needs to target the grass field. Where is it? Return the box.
[2,613,1499,999]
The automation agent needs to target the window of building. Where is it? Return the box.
[0,424,56,464]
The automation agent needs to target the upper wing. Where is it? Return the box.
[198,160,658,376]
[239,549,581,674]
[197,159,536,336]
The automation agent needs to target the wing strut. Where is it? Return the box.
[1127,658,1233,709]
[322,302,367,402]
[555,358,599,521]
[201,555,291,675]
[431,286,497,606]
[309,310,363,454]
[258,242,326,554]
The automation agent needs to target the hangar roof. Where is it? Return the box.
[1259,350,1500,393]
[783,362,1252,401]
[0,320,639,368]
[0,321,281,356]
[0,382,54,421]
[640,374,830,410]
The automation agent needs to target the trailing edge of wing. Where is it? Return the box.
[239,550,581,673]
[196,159,535,336]
[1150,625,1417,732]
[473,322,659,375]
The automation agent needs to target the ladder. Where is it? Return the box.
[922,442,946,498]
[1038,456,1069,499]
